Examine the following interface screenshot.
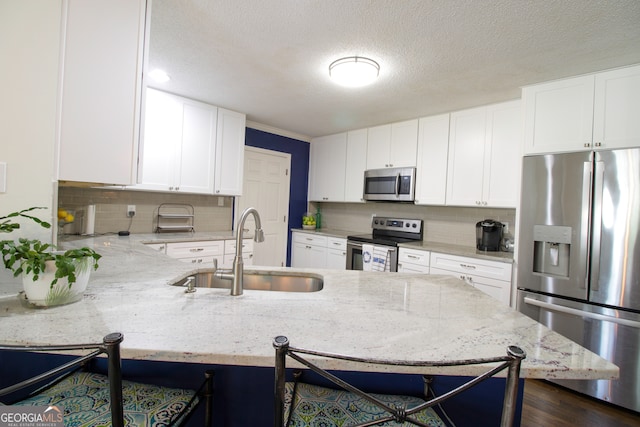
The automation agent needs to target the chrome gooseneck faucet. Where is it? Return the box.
[216,207,264,296]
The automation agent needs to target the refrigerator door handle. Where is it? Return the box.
[523,297,640,329]
[590,159,605,292]
[579,160,593,290]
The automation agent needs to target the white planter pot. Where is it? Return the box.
[22,258,92,307]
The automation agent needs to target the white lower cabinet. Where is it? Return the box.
[165,240,224,267]
[291,232,328,269]
[222,239,254,268]
[429,252,512,305]
[325,237,347,269]
[397,248,430,273]
[157,239,254,268]
[145,243,167,253]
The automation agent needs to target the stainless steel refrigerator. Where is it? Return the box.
[517,148,640,412]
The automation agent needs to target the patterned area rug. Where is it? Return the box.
[284,381,446,426]
[13,371,197,426]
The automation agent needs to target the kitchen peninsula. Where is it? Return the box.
[0,234,618,426]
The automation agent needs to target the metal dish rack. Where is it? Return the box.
[155,203,195,233]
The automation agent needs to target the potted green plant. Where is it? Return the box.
[1,207,101,307]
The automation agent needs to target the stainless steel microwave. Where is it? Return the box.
[363,167,416,202]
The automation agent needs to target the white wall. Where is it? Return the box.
[0,0,62,241]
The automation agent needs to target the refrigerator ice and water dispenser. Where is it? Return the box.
[532,225,572,278]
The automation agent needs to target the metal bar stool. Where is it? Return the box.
[273,335,526,427]
[0,332,214,427]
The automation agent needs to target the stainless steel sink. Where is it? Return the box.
[171,271,323,292]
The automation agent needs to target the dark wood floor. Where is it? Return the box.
[521,379,640,427]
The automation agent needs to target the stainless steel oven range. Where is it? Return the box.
[346,217,423,272]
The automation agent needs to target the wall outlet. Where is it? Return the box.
[127,205,136,217]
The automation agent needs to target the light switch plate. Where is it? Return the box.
[0,162,6,193]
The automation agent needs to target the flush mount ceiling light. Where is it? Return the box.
[148,68,171,83]
[329,56,380,87]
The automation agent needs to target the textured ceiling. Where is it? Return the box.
[148,0,640,140]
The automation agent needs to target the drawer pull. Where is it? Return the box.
[460,263,476,269]
[407,255,420,259]
[190,248,205,252]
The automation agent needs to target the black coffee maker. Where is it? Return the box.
[476,219,503,251]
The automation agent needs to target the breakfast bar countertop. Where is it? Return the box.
[0,234,618,380]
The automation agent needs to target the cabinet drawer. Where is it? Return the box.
[327,237,347,251]
[430,267,511,305]
[293,232,328,247]
[222,253,253,268]
[166,240,224,259]
[144,243,166,253]
[429,252,512,282]
[175,256,220,267]
[398,248,430,266]
[224,238,253,254]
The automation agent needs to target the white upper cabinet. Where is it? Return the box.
[308,133,347,202]
[446,100,521,208]
[366,119,419,169]
[592,65,640,150]
[523,64,640,154]
[483,101,522,207]
[137,89,246,195]
[138,88,217,194]
[414,114,450,205]
[57,0,146,185]
[446,106,487,206]
[523,75,595,154]
[344,129,368,202]
[215,108,246,196]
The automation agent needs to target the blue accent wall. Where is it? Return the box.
[244,127,310,266]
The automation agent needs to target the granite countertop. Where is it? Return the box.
[398,241,514,263]
[290,228,354,239]
[0,235,617,380]
[291,228,514,263]
[60,231,238,245]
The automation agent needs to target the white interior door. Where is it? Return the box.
[236,147,291,267]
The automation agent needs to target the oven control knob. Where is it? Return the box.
[412,223,417,228]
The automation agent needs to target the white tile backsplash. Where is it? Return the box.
[58,187,233,235]
[311,202,515,247]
